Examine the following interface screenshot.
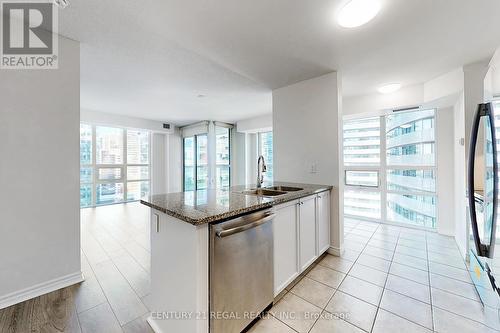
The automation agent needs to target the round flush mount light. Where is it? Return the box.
[337,0,381,28]
[378,83,401,94]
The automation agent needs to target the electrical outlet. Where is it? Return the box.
[310,163,318,174]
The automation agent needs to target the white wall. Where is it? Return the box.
[245,133,258,185]
[231,131,247,186]
[436,107,456,236]
[81,109,175,134]
[236,113,272,133]
[0,36,82,308]
[152,133,167,195]
[453,93,468,256]
[424,68,464,103]
[273,72,343,253]
[167,130,183,193]
[343,84,424,116]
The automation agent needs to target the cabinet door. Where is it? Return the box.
[299,195,317,272]
[273,201,299,296]
[317,191,331,254]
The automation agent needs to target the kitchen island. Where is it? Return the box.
[141,182,333,333]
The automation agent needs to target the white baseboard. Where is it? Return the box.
[0,271,84,310]
[327,246,344,257]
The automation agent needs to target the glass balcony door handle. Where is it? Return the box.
[467,102,498,258]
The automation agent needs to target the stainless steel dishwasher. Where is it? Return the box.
[209,209,275,333]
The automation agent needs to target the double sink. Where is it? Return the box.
[242,186,303,197]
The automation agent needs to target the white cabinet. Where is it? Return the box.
[299,195,317,271]
[317,191,330,254]
[273,200,299,296]
[272,191,331,296]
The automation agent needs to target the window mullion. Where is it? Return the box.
[380,116,388,223]
[92,124,97,207]
[124,129,127,202]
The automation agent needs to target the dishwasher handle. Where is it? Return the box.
[216,213,275,238]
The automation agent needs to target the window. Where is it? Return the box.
[182,125,232,191]
[196,134,208,190]
[80,124,93,207]
[183,134,209,191]
[216,126,231,188]
[80,124,150,208]
[343,117,381,219]
[258,132,273,183]
[343,109,437,229]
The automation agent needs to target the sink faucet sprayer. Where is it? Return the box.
[257,155,267,188]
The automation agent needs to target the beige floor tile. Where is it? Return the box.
[318,255,354,273]
[356,254,392,273]
[395,244,428,260]
[385,275,430,304]
[392,253,428,271]
[431,288,496,328]
[428,261,471,283]
[325,291,377,332]
[380,290,433,329]
[271,293,322,333]
[307,265,345,288]
[389,262,429,285]
[248,315,296,333]
[430,273,478,301]
[348,263,388,287]
[362,246,394,261]
[290,277,335,309]
[433,307,495,333]
[310,312,364,333]
[373,309,432,333]
[338,276,384,306]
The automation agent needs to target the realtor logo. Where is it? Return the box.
[1,0,58,69]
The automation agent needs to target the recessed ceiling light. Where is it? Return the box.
[378,83,401,94]
[337,0,381,28]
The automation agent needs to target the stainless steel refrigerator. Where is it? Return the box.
[467,102,500,315]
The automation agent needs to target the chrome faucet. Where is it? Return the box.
[257,155,267,188]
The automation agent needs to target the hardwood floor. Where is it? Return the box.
[0,203,153,333]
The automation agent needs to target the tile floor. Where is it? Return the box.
[2,205,499,333]
[249,218,500,333]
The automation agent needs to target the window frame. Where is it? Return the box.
[343,109,439,230]
[215,126,231,188]
[257,131,273,183]
[80,123,151,207]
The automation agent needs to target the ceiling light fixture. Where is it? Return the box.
[378,83,401,94]
[337,0,381,28]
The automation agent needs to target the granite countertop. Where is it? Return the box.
[140,182,332,225]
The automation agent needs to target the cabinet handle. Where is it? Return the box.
[154,214,160,233]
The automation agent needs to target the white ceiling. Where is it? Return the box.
[58,0,500,125]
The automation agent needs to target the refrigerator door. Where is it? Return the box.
[468,102,498,258]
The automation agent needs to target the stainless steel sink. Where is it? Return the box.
[243,189,287,197]
[265,186,303,192]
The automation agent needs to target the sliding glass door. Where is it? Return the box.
[183,134,209,191]
[343,109,437,229]
[182,124,232,191]
[216,126,231,188]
